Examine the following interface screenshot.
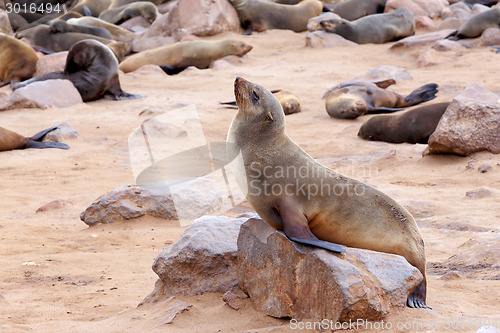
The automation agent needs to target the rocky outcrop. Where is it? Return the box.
[425,84,500,156]
[237,219,422,321]
[80,179,222,226]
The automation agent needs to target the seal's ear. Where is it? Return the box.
[266,111,274,121]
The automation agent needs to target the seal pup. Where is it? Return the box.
[446,8,500,39]
[358,102,449,144]
[324,79,438,119]
[227,77,429,308]
[14,39,141,102]
[221,89,301,115]
[0,126,69,152]
[320,8,415,44]
[0,33,38,87]
[119,39,253,73]
[231,0,323,33]
[98,2,158,25]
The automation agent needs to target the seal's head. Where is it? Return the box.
[325,93,367,119]
[224,40,253,57]
[357,116,383,140]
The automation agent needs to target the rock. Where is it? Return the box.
[415,15,436,30]
[385,0,449,19]
[151,215,249,296]
[0,80,83,111]
[80,180,223,226]
[34,52,68,77]
[119,15,153,32]
[416,48,454,66]
[237,219,422,321]
[391,29,455,49]
[478,163,492,173]
[356,65,413,82]
[307,12,341,32]
[0,9,12,34]
[443,1,470,20]
[465,187,493,199]
[476,28,500,47]
[476,326,500,333]
[43,122,79,141]
[438,17,465,30]
[305,31,358,48]
[143,0,240,39]
[432,39,466,51]
[36,199,73,213]
[470,3,490,16]
[425,84,500,156]
[223,290,244,310]
[139,294,192,325]
[131,36,175,53]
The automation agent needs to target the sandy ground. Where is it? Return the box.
[0,28,499,332]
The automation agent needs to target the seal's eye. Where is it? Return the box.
[252,90,259,104]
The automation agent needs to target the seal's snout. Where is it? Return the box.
[234,77,251,108]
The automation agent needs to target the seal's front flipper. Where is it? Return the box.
[407,281,430,309]
[160,65,187,75]
[288,236,347,253]
[276,197,347,253]
[404,83,438,106]
[105,90,144,100]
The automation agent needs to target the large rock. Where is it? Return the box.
[0,9,12,34]
[34,52,68,77]
[142,0,240,39]
[305,31,358,48]
[237,219,422,321]
[385,0,449,18]
[425,84,500,156]
[151,215,250,296]
[80,179,223,226]
[0,80,83,111]
[391,29,455,49]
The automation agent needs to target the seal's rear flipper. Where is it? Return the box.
[366,106,405,114]
[404,83,438,106]
[288,236,347,253]
[25,141,69,149]
[29,126,59,141]
[111,91,144,100]
[407,281,430,309]
[445,30,458,40]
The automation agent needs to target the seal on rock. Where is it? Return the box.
[324,79,438,119]
[98,2,158,25]
[320,8,415,44]
[119,39,253,73]
[358,102,450,144]
[0,33,38,87]
[446,8,500,39]
[0,126,69,152]
[231,0,323,33]
[227,77,429,308]
[14,39,141,102]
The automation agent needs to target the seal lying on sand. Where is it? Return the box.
[0,33,38,87]
[320,8,415,44]
[324,79,438,119]
[119,39,253,73]
[358,102,449,144]
[14,39,141,102]
[0,126,69,152]
[227,77,429,308]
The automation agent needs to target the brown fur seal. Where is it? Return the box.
[231,0,323,32]
[324,79,438,119]
[0,33,38,87]
[67,16,137,42]
[446,8,500,39]
[49,19,114,39]
[119,39,252,73]
[358,102,449,144]
[98,2,158,25]
[227,77,429,308]
[0,126,69,152]
[16,25,115,52]
[332,0,387,21]
[14,39,141,102]
[320,8,415,44]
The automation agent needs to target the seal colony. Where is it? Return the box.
[227,77,429,308]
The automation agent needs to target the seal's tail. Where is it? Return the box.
[404,83,438,107]
[26,126,70,150]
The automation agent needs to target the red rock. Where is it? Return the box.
[35,52,68,77]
